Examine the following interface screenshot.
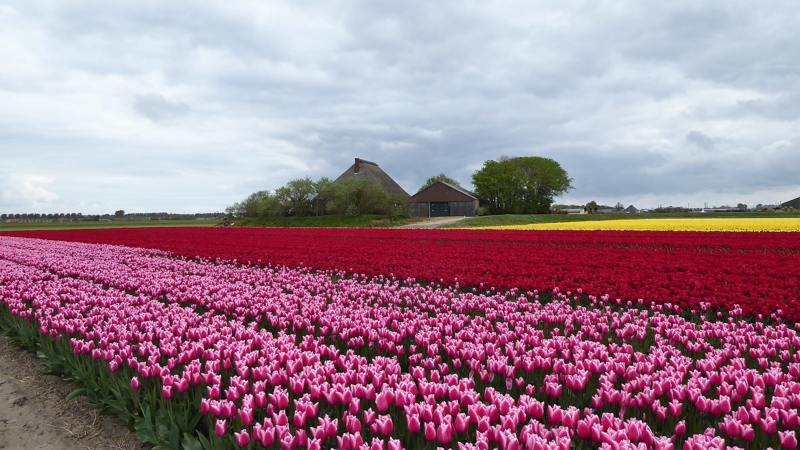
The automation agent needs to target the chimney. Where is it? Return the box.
[354,158,361,174]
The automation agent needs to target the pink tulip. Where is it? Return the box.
[214,419,227,437]
[781,431,799,450]
[234,430,250,447]
[407,415,420,433]
[424,422,436,441]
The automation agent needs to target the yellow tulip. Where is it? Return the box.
[477,218,800,232]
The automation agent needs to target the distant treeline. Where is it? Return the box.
[1,212,224,223]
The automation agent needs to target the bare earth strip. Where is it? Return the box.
[0,336,142,450]
[397,216,466,229]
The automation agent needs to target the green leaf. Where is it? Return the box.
[65,387,86,401]
[182,433,203,450]
[135,406,158,445]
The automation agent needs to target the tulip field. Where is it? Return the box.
[479,218,800,233]
[1,229,800,449]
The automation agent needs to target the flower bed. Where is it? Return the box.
[1,236,799,449]
[5,227,800,321]
[477,218,800,232]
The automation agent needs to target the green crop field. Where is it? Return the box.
[0,218,219,231]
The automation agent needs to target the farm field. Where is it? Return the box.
[444,212,800,229]
[478,217,800,232]
[5,227,800,320]
[1,228,799,449]
[0,218,219,231]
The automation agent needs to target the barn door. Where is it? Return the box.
[430,202,450,217]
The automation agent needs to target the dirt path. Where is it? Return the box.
[397,216,465,229]
[0,335,142,450]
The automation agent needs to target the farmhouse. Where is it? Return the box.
[782,196,800,210]
[625,205,639,214]
[409,181,479,217]
[333,158,409,197]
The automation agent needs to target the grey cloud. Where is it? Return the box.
[686,130,715,150]
[133,95,189,122]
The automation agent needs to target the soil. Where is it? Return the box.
[398,216,466,229]
[0,335,143,450]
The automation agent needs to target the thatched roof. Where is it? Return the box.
[333,158,409,197]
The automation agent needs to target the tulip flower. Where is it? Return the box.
[781,431,799,450]
[214,419,227,438]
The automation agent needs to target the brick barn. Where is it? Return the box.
[408,181,479,217]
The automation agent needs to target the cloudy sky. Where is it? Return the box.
[1,1,799,213]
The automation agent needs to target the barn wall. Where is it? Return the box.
[409,203,429,217]
[449,201,477,217]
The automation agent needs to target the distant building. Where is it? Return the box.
[409,181,479,217]
[782,196,800,210]
[332,158,409,198]
[624,205,639,214]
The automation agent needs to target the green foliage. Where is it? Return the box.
[237,214,418,228]
[230,177,409,220]
[322,178,379,216]
[418,173,461,192]
[472,156,572,214]
[274,177,319,216]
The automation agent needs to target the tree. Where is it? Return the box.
[472,156,572,214]
[274,178,318,216]
[226,191,273,218]
[585,201,598,214]
[114,210,125,217]
[418,174,462,192]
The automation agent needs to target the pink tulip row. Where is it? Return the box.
[1,236,799,449]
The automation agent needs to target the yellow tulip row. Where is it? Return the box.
[478,218,800,232]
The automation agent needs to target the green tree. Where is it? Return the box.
[472,156,572,214]
[114,209,125,217]
[227,191,272,218]
[585,201,598,214]
[320,178,408,217]
[275,177,319,216]
[418,173,462,192]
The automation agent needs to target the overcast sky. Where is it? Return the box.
[1,1,799,213]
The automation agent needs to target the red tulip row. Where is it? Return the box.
[6,227,800,321]
[2,236,800,450]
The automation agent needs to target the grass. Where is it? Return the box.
[0,218,219,231]
[235,215,422,228]
[442,212,800,228]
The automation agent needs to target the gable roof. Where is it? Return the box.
[782,196,800,209]
[409,181,478,203]
[625,205,639,212]
[333,158,409,197]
